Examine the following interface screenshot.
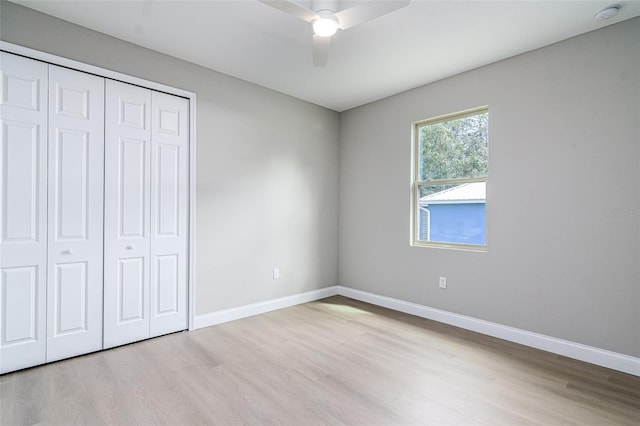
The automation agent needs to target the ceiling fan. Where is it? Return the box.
[259,0,410,67]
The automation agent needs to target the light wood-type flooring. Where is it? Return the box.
[1,295,639,425]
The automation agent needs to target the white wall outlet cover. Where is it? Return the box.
[439,276,447,288]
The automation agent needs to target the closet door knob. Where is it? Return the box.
[126,245,133,250]
[62,249,72,255]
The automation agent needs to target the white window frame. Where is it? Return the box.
[411,106,488,251]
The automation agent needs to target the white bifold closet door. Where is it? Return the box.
[103,81,151,348]
[1,52,189,372]
[0,55,105,373]
[148,91,189,338]
[104,80,188,349]
[0,53,49,373]
[46,65,105,362]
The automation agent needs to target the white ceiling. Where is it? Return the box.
[11,0,640,112]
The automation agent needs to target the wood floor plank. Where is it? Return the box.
[1,295,638,425]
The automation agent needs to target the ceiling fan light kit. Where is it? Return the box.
[313,11,340,37]
[260,0,411,67]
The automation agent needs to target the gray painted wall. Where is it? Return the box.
[339,17,640,357]
[1,2,340,316]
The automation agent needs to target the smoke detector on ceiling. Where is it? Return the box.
[594,4,620,21]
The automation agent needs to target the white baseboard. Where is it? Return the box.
[192,284,639,376]
[194,286,339,329]
[337,286,640,376]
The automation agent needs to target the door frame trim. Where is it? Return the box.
[0,41,198,331]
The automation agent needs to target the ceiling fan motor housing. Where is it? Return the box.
[312,0,339,13]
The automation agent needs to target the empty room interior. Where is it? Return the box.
[0,0,639,424]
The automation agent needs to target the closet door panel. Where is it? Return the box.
[150,92,188,337]
[46,66,105,362]
[104,80,151,349]
[0,53,48,374]
[1,122,41,251]
[118,257,145,321]
[120,138,146,236]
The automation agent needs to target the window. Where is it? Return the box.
[412,107,488,249]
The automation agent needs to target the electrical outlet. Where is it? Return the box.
[439,276,447,289]
[273,268,280,280]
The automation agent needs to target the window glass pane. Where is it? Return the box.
[418,112,488,181]
[417,183,486,245]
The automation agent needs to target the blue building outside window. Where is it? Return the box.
[418,182,486,245]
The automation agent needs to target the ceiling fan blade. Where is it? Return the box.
[259,0,318,23]
[335,0,410,30]
[312,34,331,67]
